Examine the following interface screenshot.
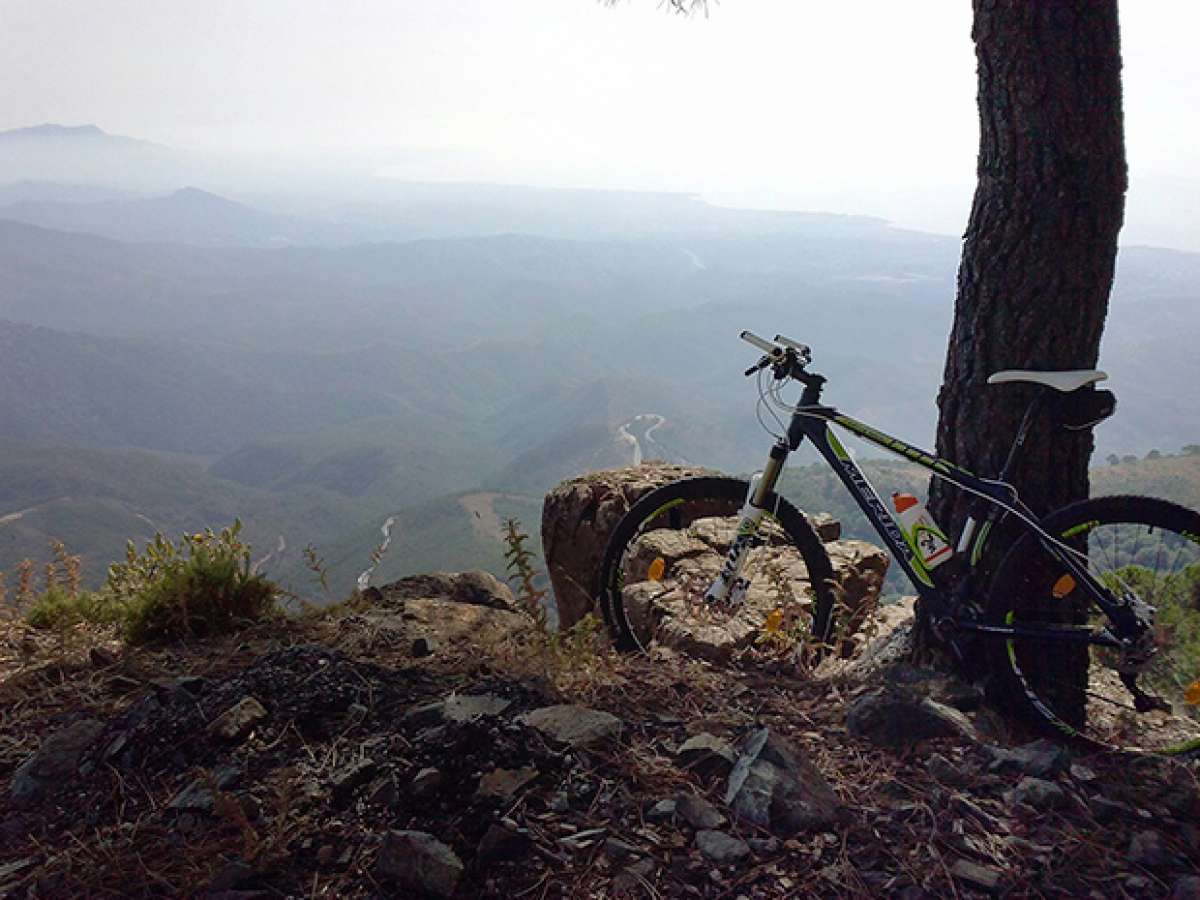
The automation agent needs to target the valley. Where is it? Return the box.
[1,126,1198,603]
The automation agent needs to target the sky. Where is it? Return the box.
[1,0,1197,247]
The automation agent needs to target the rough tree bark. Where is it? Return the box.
[921,2,1127,678]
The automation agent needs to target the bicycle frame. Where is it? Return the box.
[732,394,1128,654]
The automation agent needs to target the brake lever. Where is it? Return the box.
[744,355,772,377]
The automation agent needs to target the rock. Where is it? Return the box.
[845,687,976,749]
[542,463,716,629]
[477,766,538,802]
[168,779,217,812]
[1172,875,1200,900]
[477,821,531,865]
[824,539,890,639]
[10,718,105,808]
[808,512,841,542]
[675,792,726,829]
[444,693,511,723]
[519,705,621,748]
[748,836,779,854]
[647,798,676,821]
[694,830,750,864]
[376,830,464,898]
[1128,830,1171,868]
[836,598,916,680]
[410,767,444,798]
[377,571,519,614]
[949,859,1003,894]
[987,740,1070,778]
[676,733,736,772]
[1069,763,1098,783]
[368,596,530,652]
[208,697,268,743]
[1010,777,1067,812]
[612,858,656,895]
[331,758,378,805]
[613,517,887,664]
[404,693,511,729]
[725,728,841,835]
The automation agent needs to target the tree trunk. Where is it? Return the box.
[920,2,1127,685]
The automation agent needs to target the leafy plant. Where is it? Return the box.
[24,586,121,632]
[502,517,549,630]
[302,543,331,597]
[113,521,278,644]
[21,522,279,645]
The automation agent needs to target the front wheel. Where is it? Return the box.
[596,476,837,663]
[986,495,1200,754]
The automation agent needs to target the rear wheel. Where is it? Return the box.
[986,496,1200,754]
[596,476,837,661]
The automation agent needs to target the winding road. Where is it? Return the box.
[252,535,287,574]
[616,414,672,465]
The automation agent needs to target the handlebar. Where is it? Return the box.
[740,330,813,376]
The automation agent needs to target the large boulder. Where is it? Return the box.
[542,463,716,630]
[618,522,888,664]
[377,571,519,614]
[542,464,888,661]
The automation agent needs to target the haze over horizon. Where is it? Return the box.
[2,0,1197,250]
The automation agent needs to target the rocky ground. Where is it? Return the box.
[2,571,1199,899]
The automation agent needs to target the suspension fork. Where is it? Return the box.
[704,440,790,605]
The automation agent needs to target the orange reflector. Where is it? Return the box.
[647,557,666,582]
[762,608,784,634]
[1186,680,1200,706]
[1052,574,1076,599]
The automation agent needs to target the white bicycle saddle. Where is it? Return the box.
[987,369,1108,393]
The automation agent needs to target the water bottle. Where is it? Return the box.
[892,492,953,570]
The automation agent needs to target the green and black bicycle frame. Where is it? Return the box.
[723,368,1136,659]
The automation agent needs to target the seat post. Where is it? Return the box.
[997,390,1046,482]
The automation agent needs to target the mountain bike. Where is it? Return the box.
[596,331,1200,754]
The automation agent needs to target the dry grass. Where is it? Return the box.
[2,597,1198,899]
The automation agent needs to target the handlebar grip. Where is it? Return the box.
[740,330,780,354]
[774,334,811,358]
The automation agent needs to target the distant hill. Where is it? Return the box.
[0,180,141,205]
[0,123,165,149]
[1091,449,1200,511]
[0,187,315,247]
[0,440,362,594]
[0,124,185,190]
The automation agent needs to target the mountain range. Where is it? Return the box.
[1,124,1197,598]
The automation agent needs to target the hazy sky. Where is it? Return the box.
[2,1,1196,245]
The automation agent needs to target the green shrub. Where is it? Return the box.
[21,521,279,645]
[24,586,122,632]
[121,540,277,644]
